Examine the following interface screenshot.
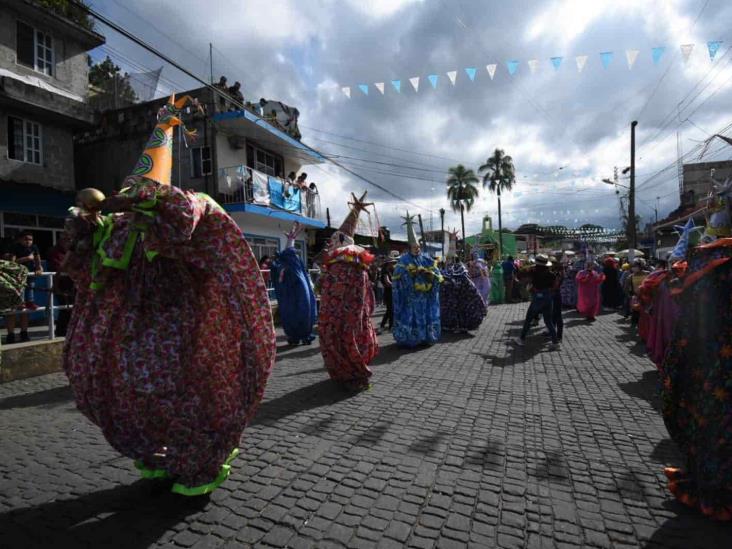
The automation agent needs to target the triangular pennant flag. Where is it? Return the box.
[358,84,368,95]
[652,46,666,65]
[374,82,385,94]
[409,76,420,92]
[625,49,639,69]
[341,86,351,98]
[527,59,539,73]
[486,64,497,80]
[600,51,613,69]
[680,43,694,63]
[576,55,588,72]
[428,74,439,89]
[446,71,457,85]
[506,60,519,75]
[550,56,563,70]
[707,40,722,61]
[391,80,401,93]
[464,67,477,81]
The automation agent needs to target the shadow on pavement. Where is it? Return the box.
[276,345,322,360]
[645,510,732,548]
[280,366,325,378]
[252,379,357,426]
[370,341,415,367]
[0,479,208,549]
[618,369,660,410]
[352,421,393,447]
[0,385,73,410]
[408,431,450,456]
[650,438,682,466]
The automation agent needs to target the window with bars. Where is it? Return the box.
[16,21,54,76]
[7,116,42,164]
[245,236,279,263]
[246,143,283,177]
[190,146,212,178]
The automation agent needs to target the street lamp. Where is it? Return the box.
[439,208,445,258]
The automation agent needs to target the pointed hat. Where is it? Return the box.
[338,191,372,237]
[669,217,697,261]
[402,211,418,246]
[124,94,200,187]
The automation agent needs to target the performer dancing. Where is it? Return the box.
[467,251,491,305]
[62,95,276,496]
[318,192,379,390]
[440,260,486,333]
[392,212,442,347]
[576,260,605,321]
[271,222,317,345]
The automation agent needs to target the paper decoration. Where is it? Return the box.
[358,84,368,95]
[600,51,613,69]
[250,168,270,205]
[527,59,539,73]
[341,86,351,98]
[447,70,457,85]
[680,43,694,63]
[625,49,639,69]
[652,46,666,64]
[486,64,497,79]
[375,82,385,94]
[465,67,477,81]
[550,56,562,70]
[409,76,420,92]
[576,55,588,72]
[707,40,722,60]
[506,60,519,75]
[391,80,401,93]
[428,74,439,89]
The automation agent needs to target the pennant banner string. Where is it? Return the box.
[447,70,457,85]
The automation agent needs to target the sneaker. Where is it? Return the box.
[5,332,15,345]
[514,337,525,347]
[548,342,560,351]
[24,301,39,311]
[20,331,30,342]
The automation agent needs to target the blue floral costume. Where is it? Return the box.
[392,253,442,347]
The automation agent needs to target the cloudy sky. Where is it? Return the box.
[89,0,732,239]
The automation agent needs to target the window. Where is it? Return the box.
[190,147,212,178]
[7,116,42,164]
[245,235,279,263]
[246,143,283,177]
[16,21,54,76]
[293,240,306,263]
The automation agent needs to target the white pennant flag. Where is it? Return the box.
[625,49,639,69]
[486,63,497,80]
[575,55,588,72]
[374,82,385,94]
[341,86,351,98]
[680,43,694,63]
[409,76,420,92]
[527,59,539,73]
[447,70,457,85]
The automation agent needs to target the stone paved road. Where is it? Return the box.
[1,303,732,549]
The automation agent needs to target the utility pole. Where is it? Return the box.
[417,213,426,247]
[629,120,638,249]
[497,184,503,258]
[209,43,214,85]
[439,208,445,258]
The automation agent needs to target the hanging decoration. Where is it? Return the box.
[527,59,539,73]
[358,84,368,95]
[341,86,351,98]
[576,55,588,72]
[486,64,497,79]
[652,46,666,65]
[507,60,519,75]
[428,74,439,89]
[600,51,613,69]
[464,67,477,81]
[409,76,420,92]
[375,82,385,94]
[707,40,722,60]
[680,43,694,63]
[447,70,458,85]
[626,49,639,69]
[550,56,563,70]
[391,79,401,93]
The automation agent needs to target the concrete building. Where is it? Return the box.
[75,85,326,265]
[0,0,104,253]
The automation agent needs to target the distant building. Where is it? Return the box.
[0,0,105,253]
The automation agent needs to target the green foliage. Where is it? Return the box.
[478,148,516,194]
[89,56,138,105]
[37,0,94,30]
[446,164,480,214]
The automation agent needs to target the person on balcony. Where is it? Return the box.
[227,81,244,110]
[306,182,319,218]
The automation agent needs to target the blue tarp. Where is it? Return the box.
[268,176,302,212]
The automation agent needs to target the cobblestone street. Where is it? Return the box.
[1,303,731,548]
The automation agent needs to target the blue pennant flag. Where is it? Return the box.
[707,40,722,60]
[652,46,666,65]
[550,56,563,70]
[464,67,477,81]
[506,60,519,75]
[600,51,613,69]
[391,80,401,93]
[428,74,439,89]
[358,84,368,95]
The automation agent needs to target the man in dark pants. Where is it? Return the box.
[515,254,559,350]
[379,253,397,331]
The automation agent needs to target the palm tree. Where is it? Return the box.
[479,149,516,258]
[446,164,480,252]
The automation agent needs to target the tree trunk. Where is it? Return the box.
[497,186,504,258]
[460,202,466,260]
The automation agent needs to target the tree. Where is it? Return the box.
[446,164,480,253]
[479,149,516,259]
[88,56,138,108]
[38,0,94,30]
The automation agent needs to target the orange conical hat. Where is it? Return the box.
[125,94,199,187]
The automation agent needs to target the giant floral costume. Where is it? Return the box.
[62,96,276,496]
[318,192,378,390]
[467,252,491,304]
[392,213,442,347]
[440,262,486,333]
[575,263,604,320]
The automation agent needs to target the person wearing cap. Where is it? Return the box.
[379,250,399,331]
[576,258,605,321]
[61,95,276,496]
[270,222,317,346]
[514,254,559,349]
[392,212,443,347]
[318,192,379,390]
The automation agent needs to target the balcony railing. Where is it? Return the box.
[217,165,322,220]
